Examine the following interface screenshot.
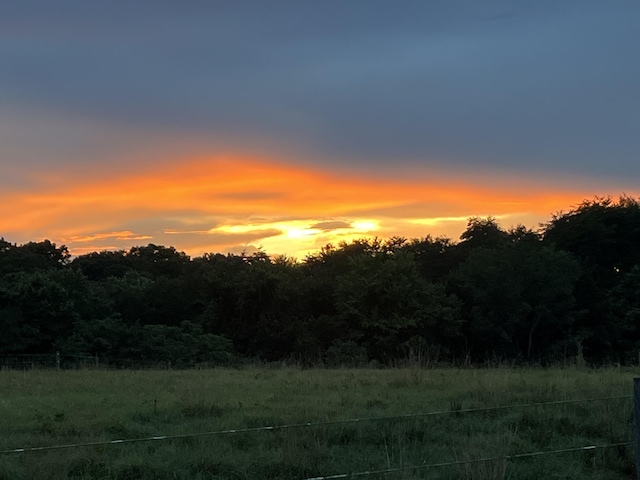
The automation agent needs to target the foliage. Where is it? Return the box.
[2,195,640,365]
[544,196,640,361]
[451,243,579,361]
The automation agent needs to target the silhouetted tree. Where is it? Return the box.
[0,240,70,274]
[544,196,640,360]
[451,241,580,362]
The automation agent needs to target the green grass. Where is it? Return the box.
[0,366,636,479]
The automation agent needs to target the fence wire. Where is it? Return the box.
[0,394,631,455]
[301,442,633,480]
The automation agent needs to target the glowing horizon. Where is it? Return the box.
[0,153,627,259]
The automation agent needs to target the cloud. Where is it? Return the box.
[164,227,283,247]
[308,221,351,231]
[0,1,638,184]
[65,231,152,243]
[0,152,635,258]
[164,229,211,235]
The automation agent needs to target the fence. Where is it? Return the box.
[2,386,640,479]
[0,352,177,370]
[0,352,97,370]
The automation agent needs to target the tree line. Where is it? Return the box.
[2,196,640,366]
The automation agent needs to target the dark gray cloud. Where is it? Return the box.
[118,213,219,234]
[310,221,352,231]
[1,0,638,181]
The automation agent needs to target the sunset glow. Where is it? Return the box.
[0,153,610,259]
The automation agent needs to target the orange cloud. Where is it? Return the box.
[0,153,625,258]
[67,231,153,243]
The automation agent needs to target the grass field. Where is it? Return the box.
[0,366,637,479]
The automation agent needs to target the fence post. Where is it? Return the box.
[634,377,640,480]
[55,351,61,370]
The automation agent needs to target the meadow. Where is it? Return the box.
[0,366,637,479]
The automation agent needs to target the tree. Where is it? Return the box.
[606,265,640,363]
[543,196,640,360]
[400,235,461,282]
[332,249,461,361]
[70,250,130,280]
[0,240,70,274]
[459,217,509,250]
[0,269,98,353]
[451,241,580,362]
[544,196,640,279]
[126,244,190,278]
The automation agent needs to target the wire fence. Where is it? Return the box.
[0,353,179,370]
[0,353,96,370]
[302,442,634,480]
[1,393,633,473]
[1,364,637,479]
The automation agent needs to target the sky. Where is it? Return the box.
[1,1,639,259]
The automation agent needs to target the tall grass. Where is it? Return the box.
[0,366,636,479]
